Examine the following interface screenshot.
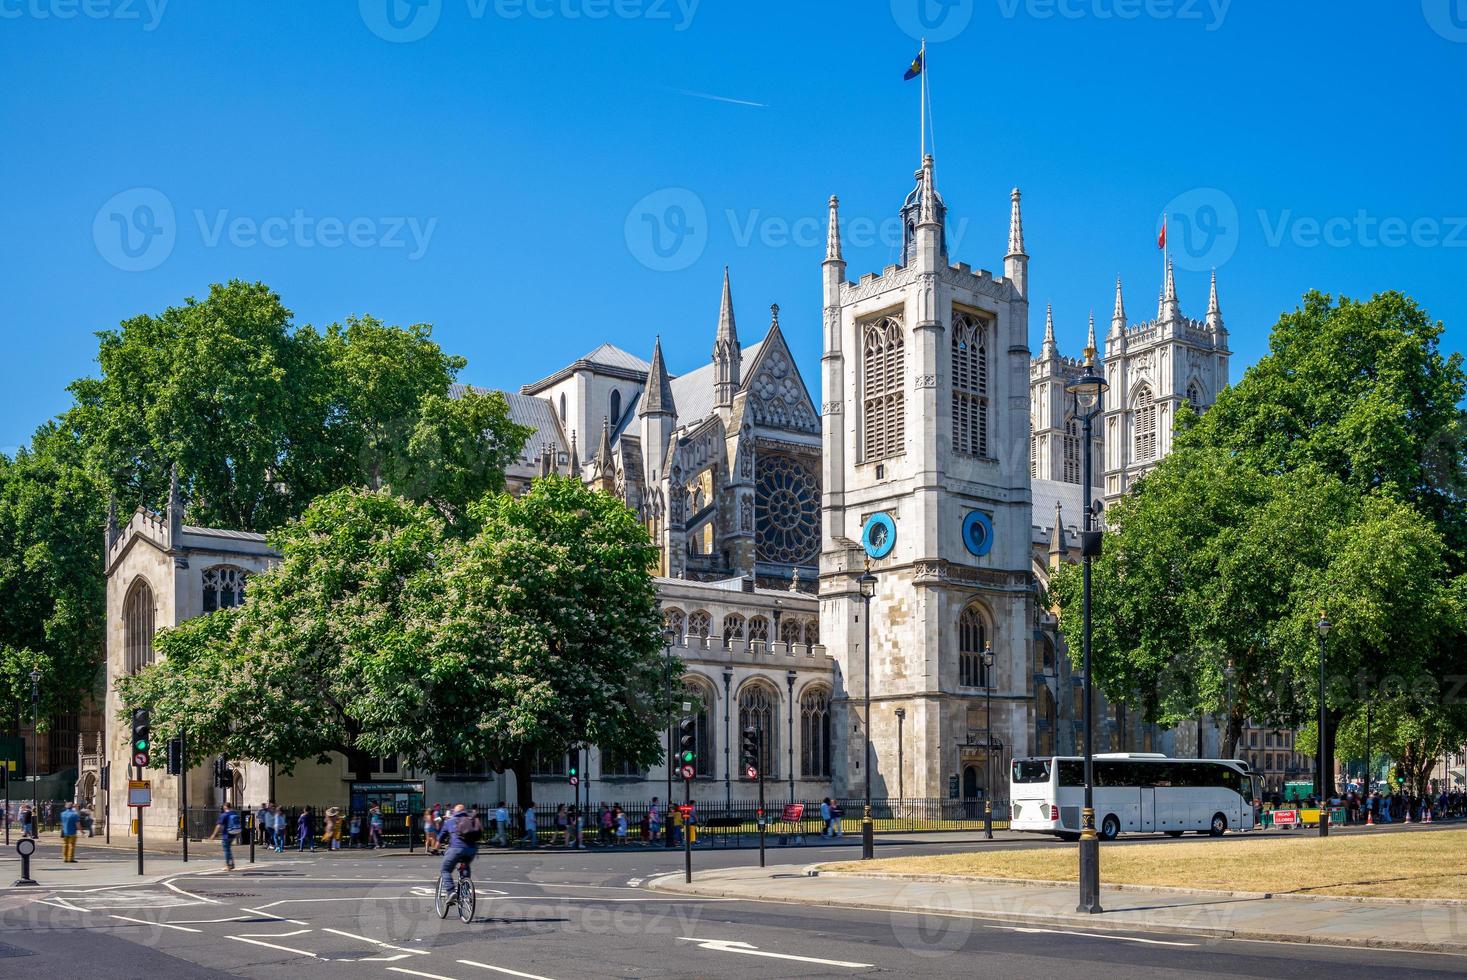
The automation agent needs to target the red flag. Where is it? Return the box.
[1157,216,1167,249]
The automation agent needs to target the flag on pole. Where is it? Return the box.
[904,48,924,80]
[1157,215,1167,249]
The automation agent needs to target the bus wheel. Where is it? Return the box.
[1209,813,1228,837]
[1099,815,1120,841]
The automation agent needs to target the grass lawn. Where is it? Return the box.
[825,828,1467,900]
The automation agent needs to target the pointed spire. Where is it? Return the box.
[640,336,676,417]
[1206,268,1225,333]
[1157,285,1165,322]
[717,265,737,345]
[1112,276,1126,328]
[918,154,938,225]
[713,267,742,408]
[824,195,843,263]
[1007,187,1026,256]
[1161,258,1180,323]
[1040,303,1058,359]
[569,430,581,477]
[1049,500,1066,558]
[1086,310,1097,363]
[597,415,613,466]
[789,567,801,592]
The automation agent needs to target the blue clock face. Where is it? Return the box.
[862,512,897,559]
[962,511,994,557]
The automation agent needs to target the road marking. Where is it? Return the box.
[458,959,559,980]
[678,938,873,968]
[239,906,308,925]
[1002,926,1197,947]
[238,928,312,938]
[162,877,221,904]
[227,935,318,957]
[387,968,460,980]
[170,915,259,924]
[111,915,202,933]
[322,927,429,955]
[625,877,643,888]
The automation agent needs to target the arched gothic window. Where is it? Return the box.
[683,677,716,777]
[779,617,802,648]
[202,566,249,613]
[664,608,685,639]
[559,392,567,423]
[124,578,155,675]
[722,614,745,647]
[609,389,622,425]
[687,610,711,640]
[800,687,832,778]
[803,620,820,647]
[1062,418,1082,485]
[958,603,990,688]
[737,682,779,779]
[1133,385,1158,462]
[951,313,990,457]
[861,316,905,461]
[1186,382,1202,408]
[747,616,770,648]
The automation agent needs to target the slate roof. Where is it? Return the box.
[450,383,565,456]
[669,339,766,429]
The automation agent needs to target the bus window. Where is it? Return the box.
[1012,759,1052,783]
[1057,760,1084,786]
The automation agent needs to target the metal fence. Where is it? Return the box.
[180,797,1009,850]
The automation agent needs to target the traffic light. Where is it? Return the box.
[130,708,152,768]
[213,755,232,788]
[568,751,579,786]
[740,726,760,779]
[678,716,697,776]
[166,737,184,776]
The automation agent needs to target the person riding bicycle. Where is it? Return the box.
[438,803,483,894]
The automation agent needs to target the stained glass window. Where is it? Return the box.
[755,455,821,565]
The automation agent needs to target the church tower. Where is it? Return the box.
[820,157,1035,801]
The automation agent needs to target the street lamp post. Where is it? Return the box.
[30,668,41,830]
[982,644,995,840]
[894,708,905,803]
[1065,345,1108,915]
[664,625,675,848]
[858,567,878,860]
[786,670,797,802]
[1224,660,1236,759]
[722,666,733,815]
[1316,615,1331,838]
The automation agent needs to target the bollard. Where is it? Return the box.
[407,814,414,853]
[248,811,256,864]
[13,838,38,886]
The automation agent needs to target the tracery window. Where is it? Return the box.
[803,620,820,647]
[737,683,779,779]
[1062,419,1082,485]
[1133,385,1157,462]
[1186,382,1202,408]
[861,316,905,460]
[755,455,821,565]
[664,608,685,639]
[747,617,770,647]
[124,578,155,675]
[687,610,712,640]
[202,566,249,613]
[951,313,990,457]
[683,677,716,777]
[780,617,803,648]
[800,687,832,778]
[958,603,990,688]
[722,614,745,647]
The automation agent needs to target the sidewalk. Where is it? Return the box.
[649,863,1467,954]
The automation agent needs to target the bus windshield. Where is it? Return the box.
[1011,759,1052,783]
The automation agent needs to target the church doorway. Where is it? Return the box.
[962,765,981,819]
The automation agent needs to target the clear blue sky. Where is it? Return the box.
[3,1,1464,451]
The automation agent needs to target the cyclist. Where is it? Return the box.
[437,803,483,895]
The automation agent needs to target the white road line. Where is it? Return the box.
[254,896,427,910]
[678,937,873,968]
[458,959,559,980]
[322,927,430,955]
[111,915,202,933]
[162,877,220,904]
[239,907,308,925]
[1002,926,1197,947]
[238,928,312,938]
[170,915,258,924]
[625,877,643,887]
[387,968,459,980]
[226,935,318,957]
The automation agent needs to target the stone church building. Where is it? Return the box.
[98,153,1230,831]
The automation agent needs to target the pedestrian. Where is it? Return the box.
[493,802,509,847]
[524,802,538,848]
[820,798,832,838]
[831,800,844,837]
[348,812,362,848]
[614,805,628,845]
[649,797,662,842]
[600,803,613,845]
[207,803,238,871]
[324,806,342,850]
[298,806,315,852]
[369,805,384,849]
[554,804,568,846]
[19,804,35,839]
[424,808,439,855]
[59,802,80,863]
[272,806,286,852]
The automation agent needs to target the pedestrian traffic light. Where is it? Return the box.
[213,755,232,788]
[568,752,579,786]
[130,708,152,768]
[740,726,760,778]
[166,737,184,775]
[678,716,697,772]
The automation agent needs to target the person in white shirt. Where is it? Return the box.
[493,803,509,847]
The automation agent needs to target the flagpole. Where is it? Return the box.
[919,38,926,161]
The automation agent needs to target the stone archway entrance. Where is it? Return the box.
[962,765,981,818]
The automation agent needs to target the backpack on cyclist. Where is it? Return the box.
[459,814,483,845]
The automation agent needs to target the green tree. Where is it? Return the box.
[117,488,446,782]
[411,476,673,810]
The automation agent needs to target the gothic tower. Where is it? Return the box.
[820,158,1035,800]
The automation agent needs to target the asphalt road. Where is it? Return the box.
[3,833,1464,979]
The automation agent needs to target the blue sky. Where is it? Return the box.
[3,1,1465,451]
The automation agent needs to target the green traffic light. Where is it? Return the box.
[680,751,694,763]
[134,739,149,751]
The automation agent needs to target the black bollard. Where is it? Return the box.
[248,811,256,864]
[13,838,38,886]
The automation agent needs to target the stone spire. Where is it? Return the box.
[1111,277,1126,332]
[1206,268,1225,333]
[1040,303,1058,360]
[592,416,616,492]
[639,336,676,417]
[1086,310,1097,363]
[918,154,938,226]
[1007,187,1025,256]
[569,429,581,478]
[1049,500,1066,563]
[597,415,613,465]
[713,266,741,409]
[1004,187,1028,298]
[824,195,843,263]
[1161,258,1180,323]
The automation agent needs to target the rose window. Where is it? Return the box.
[755,455,821,565]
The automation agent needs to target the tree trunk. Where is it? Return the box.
[346,747,375,785]
[510,758,534,814]
[1222,703,1245,761]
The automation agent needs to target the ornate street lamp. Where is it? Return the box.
[1316,614,1331,838]
[786,669,797,802]
[858,567,878,860]
[1065,346,1108,914]
[982,643,996,840]
[722,665,734,815]
[664,624,676,848]
[29,668,42,827]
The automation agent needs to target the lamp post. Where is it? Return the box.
[30,668,41,827]
[664,625,676,848]
[894,708,906,803]
[1316,615,1331,838]
[858,567,878,860]
[1065,345,1107,914]
[786,670,797,802]
[721,665,733,814]
[982,643,995,840]
[1224,660,1236,759]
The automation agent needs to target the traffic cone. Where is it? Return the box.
[1404,807,1412,824]
[1366,807,1374,826]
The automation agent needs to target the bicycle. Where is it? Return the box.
[434,860,476,923]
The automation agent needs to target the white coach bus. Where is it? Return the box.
[1009,753,1260,841]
